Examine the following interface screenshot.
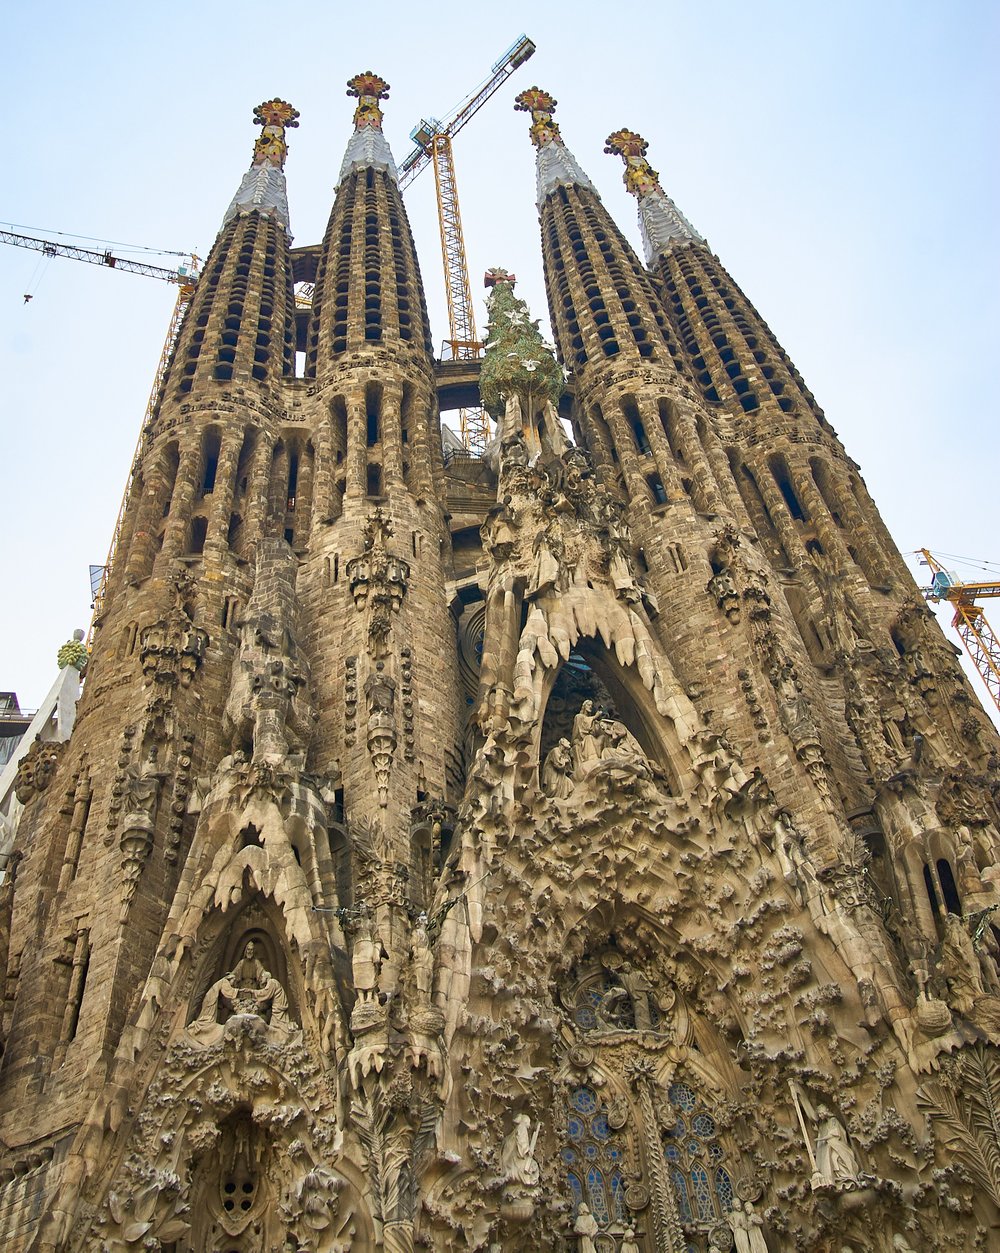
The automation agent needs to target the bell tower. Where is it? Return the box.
[0,63,998,1253]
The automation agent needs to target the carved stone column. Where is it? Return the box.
[205,431,243,550]
[243,433,274,549]
[629,1060,686,1253]
[56,771,91,896]
[311,416,335,535]
[160,439,202,560]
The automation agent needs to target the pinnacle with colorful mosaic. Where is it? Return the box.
[605,128,661,198]
[251,99,299,170]
[514,86,561,148]
[347,72,390,130]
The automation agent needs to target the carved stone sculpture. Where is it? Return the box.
[188,940,294,1045]
[223,538,314,767]
[728,1199,768,1253]
[812,1104,861,1189]
[573,1202,600,1252]
[937,911,986,1015]
[500,1113,540,1189]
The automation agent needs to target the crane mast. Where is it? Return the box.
[920,548,1000,716]
[399,34,535,455]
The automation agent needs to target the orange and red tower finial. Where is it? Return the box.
[251,99,300,170]
[604,128,661,197]
[346,72,390,130]
[514,87,561,148]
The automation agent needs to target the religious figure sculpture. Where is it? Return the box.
[573,1202,600,1253]
[571,700,606,773]
[351,905,384,1002]
[937,911,986,1014]
[500,1113,540,1188]
[620,1228,640,1253]
[410,913,434,1002]
[542,737,575,798]
[617,962,657,1030]
[728,1199,768,1253]
[813,1104,861,1188]
[189,940,292,1044]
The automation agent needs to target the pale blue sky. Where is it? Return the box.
[1,1,998,715]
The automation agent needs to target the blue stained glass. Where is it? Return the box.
[669,1082,697,1111]
[672,1169,692,1222]
[572,1088,598,1114]
[708,1142,723,1165]
[715,1166,734,1211]
[665,1143,680,1162]
[592,1113,610,1140]
[575,1006,596,1029]
[692,1113,716,1137]
[610,1170,627,1221]
[687,1139,702,1157]
[567,1172,583,1211]
[561,1148,577,1164]
[606,1146,623,1162]
[584,1144,598,1159]
[691,1167,714,1220]
[587,1168,609,1222]
[568,1117,584,1140]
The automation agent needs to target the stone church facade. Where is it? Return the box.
[1,74,998,1252]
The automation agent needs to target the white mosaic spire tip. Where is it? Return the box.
[638,187,704,264]
[222,164,291,234]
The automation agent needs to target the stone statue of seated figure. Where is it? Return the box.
[570,699,657,789]
[188,939,294,1045]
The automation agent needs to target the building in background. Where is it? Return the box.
[0,76,998,1252]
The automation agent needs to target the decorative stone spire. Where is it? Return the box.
[223,98,299,232]
[514,86,596,206]
[604,128,703,262]
[338,71,397,185]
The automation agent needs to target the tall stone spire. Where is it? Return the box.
[514,86,597,207]
[223,98,300,232]
[603,128,703,262]
[159,100,299,405]
[605,125,830,430]
[305,72,433,384]
[337,71,398,185]
[513,86,685,384]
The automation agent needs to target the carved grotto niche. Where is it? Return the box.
[562,948,674,1037]
[538,644,676,796]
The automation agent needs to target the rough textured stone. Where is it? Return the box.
[0,78,998,1253]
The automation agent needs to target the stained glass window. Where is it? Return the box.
[563,1086,629,1230]
[663,1081,734,1233]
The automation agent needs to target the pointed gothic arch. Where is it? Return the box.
[536,635,686,795]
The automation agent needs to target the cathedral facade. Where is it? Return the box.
[1,73,999,1252]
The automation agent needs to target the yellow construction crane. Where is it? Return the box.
[398,33,535,455]
[919,548,1000,716]
[1,227,200,631]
